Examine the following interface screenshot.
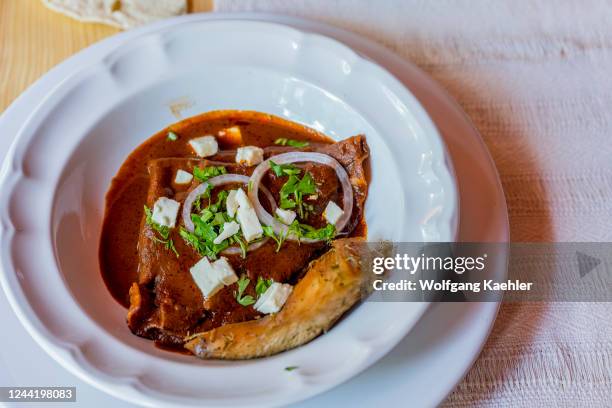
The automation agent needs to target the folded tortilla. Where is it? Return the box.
[42,0,186,29]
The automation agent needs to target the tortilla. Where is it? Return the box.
[41,0,186,29]
[127,136,370,348]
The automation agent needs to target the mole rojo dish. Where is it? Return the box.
[99,110,370,359]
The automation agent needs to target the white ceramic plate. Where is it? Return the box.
[0,19,457,407]
[0,13,508,408]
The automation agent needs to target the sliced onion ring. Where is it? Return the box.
[248,152,354,243]
[181,174,276,255]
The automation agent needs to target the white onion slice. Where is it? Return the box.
[181,173,276,254]
[248,152,354,243]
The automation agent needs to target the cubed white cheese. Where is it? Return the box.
[174,169,193,184]
[236,146,264,166]
[190,257,224,299]
[212,257,238,286]
[254,282,293,314]
[213,221,240,244]
[226,189,239,218]
[237,205,263,242]
[275,208,296,225]
[232,188,262,242]
[189,256,238,299]
[323,201,344,226]
[188,135,218,157]
[234,188,252,209]
[151,197,180,228]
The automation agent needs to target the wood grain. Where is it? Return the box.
[0,0,212,113]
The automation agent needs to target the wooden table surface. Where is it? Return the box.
[0,0,212,113]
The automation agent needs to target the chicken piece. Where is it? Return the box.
[184,239,364,359]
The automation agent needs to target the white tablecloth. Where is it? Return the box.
[215,1,612,406]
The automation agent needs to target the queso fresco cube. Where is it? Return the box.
[254,282,293,314]
[236,146,264,166]
[152,197,180,228]
[323,201,344,226]
[189,256,238,299]
[174,169,193,184]
[189,135,218,157]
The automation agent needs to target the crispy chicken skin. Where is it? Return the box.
[184,238,364,359]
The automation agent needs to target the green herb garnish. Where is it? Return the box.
[144,205,170,238]
[268,161,316,218]
[235,275,255,306]
[279,171,317,218]
[229,234,248,258]
[255,276,273,297]
[274,138,309,148]
[179,189,247,259]
[167,131,178,141]
[193,165,227,183]
[285,366,299,371]
[151,235,179,257]
[269,160,301,177]
[262,225,287,252]
[288,221,336,243]
[180,212,229,259]
[193,184,214,211]
[191,182,228,213]
[144,205,179,257]
[209,190,229,213]
[179,227,207,254]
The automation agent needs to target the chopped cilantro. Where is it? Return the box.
[279,171,317,218]
[144,205,179,257]
[179,189,244,259]
[269,160,301,177]
[274,138,309,148]
[179,227,207,254]
[192,214,218,242]
[193,184,214,211]
[210,190,229,212]
[193,193,205,212]
[192,183,229,214]
[235,275,255,306]
[297,171,316,192]
[212,212,226,226]
[144,205,170,238]
[193,165,227,183]
[167,131,178,141]
[288,221,336,243]
[255,276,273,297]
[279,175,298,209]
[229,234,248,258]
[285,366,299,371]
[269,161,317,219]
[262,225,287,252]
[152,235,179,257]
